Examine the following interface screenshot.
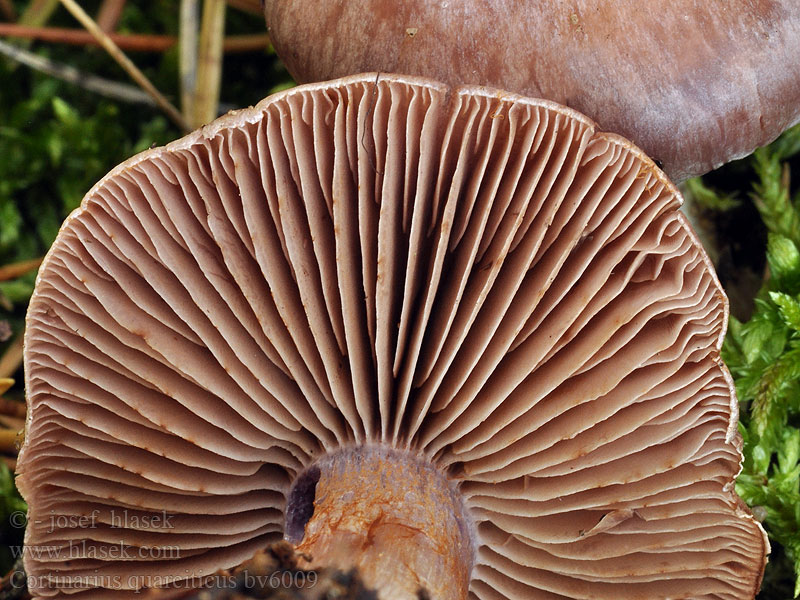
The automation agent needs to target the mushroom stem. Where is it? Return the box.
[290,446,475,600]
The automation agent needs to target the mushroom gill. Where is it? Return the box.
[17,74,767,599]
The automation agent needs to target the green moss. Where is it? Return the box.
[0,2,294,579]
[698,123,800,598]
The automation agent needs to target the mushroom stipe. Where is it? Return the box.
[17,74,767,599]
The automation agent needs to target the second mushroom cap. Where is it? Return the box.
[264,0,800,181]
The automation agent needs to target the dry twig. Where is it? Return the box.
[0,321,10,343]
[58,0,190,131]
[17,0,59,28]
[0,334,23,380]
[0,38,154,104]
[0,396,26,421]
[191,0,226,128]
[4,0,58,72]
[0,0,16,21]
[0,428,21,455]
[0,23,271,52]
[0,258,42,282]
[227,0,262,15]
[180,0,199,121]
[96,0,127,32]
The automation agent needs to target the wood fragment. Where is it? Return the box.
[0,558,27,600]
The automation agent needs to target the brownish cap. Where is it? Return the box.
[17,73,767,598]
[264,1,800,181]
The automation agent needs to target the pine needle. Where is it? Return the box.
[57,0,190,132]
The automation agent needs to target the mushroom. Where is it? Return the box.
[17,74,767,599]
[262,1,800,182]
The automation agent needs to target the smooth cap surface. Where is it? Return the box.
[264,0,800,181]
